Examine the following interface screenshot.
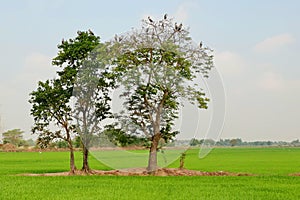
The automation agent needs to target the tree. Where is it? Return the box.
[189,138,200,146]
[56,30,104,173]
[111,15,213,172]
[29,78,77,173]
[230,139,238,147]
[2,129,25,147]
[73,53,115,172]
[29,30,102,173]
[103,124,146,147]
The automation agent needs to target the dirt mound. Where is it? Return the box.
[2,143,17,152]
[21,168,253,177]
[289,173,300,176]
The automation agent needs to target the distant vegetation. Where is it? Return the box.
[188,138,300,147]
[1,128,299,152]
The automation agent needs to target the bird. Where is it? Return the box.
[175,22,178,31]
[62,39,65,44]
[199,41,203,48]
[88,29,94,35]
[148,16,153,23]
[178,23,183,31]
[164,14,167,20]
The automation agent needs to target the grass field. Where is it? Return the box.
[0,148,299,199]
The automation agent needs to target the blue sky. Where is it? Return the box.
[0,0,299,141]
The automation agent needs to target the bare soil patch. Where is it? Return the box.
[289,173,300,176]
[21,168,253,177]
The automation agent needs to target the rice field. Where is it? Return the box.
[0,147,299,199]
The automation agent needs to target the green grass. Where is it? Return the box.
[0,151,111,175]
[0,176,299,200]
[169,147,300,175]
[0,148,299,199]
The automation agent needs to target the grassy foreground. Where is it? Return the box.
[0,148,299,199]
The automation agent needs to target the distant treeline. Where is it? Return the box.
[185,138,300,147]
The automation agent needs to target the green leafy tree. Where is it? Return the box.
[29,30,102,173]
[111,15,214,172]
[29,78,77,173]
[2,129,25,147]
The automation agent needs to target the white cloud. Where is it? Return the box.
[257,70,300,92]
[214,51,245,76]
[174,1,198,23]
[258,72,284,91]
[254,33,295,53]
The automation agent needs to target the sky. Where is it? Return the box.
[0,0,299,142]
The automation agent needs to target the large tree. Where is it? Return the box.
[111,15,214,172]
[29,30,107,173]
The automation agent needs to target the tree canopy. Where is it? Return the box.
[2,129,25,147]
[108,15,214,172]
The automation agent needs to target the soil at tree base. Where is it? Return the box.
[21,168,254,177]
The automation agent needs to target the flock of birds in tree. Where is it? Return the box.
[62,14,203,49]
[148,14,203,49]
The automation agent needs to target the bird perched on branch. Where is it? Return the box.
[175,22,183,31]
[178,23,182,31]
[148,16,153,23]
[199,41,203,48]
[88,29,94,35]
[164,14,167,20]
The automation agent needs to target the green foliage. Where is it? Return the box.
[2,129,25,147]
[73,136,82,148]
[189,138,200,146]
[53,30,100,69]
[103,125,146,147]
[29,30,104,146]
[55,140,69,148]
[29,78,75,148]
[29,30,103,172]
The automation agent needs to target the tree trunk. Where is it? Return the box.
[82,145,90,173]
[147,133,161,173]
[69,145,76,174]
